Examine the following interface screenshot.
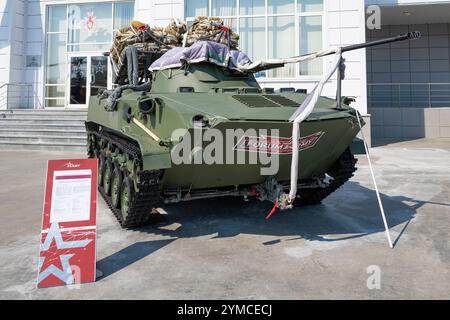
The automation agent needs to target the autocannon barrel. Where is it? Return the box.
[340,31,421,53]
[259,31,422,72]
[296,31,421,60]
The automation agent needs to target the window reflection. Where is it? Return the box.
[298,0,323,12]
[68,3,112,45]
[240,0,265,16]
[185,0,324,78]
[114,2,135,30]
[185,0,209,17]
[240,17,265,62]
[299,16,323,75]
[268,0,294,14]
[46,34,66,84]
[212,0,237,16]
[70,57,87,104]
[45,2,135,105]
[268,16,296,78]
[47,6,67,33]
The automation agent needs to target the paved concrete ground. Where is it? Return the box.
[0,139,449,299]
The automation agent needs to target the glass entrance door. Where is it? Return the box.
[69,56,88,106]
[67,55,109,108]
[90,56,108,97]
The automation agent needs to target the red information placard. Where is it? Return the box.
[37,159,97,288]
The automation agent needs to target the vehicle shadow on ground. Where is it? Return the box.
[137,181,425,243]
[97,181,432,279]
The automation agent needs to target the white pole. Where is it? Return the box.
[354,110,394,249]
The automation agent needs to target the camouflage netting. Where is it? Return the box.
[110,19,187,84]
[152,18,187,47]
[184,16,239,49]
[109,17,239,85]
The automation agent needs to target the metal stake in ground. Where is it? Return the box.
[353,109,394,248]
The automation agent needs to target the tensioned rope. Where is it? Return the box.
[267,48,394,248]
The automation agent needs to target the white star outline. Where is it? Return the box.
[93,61,105,75]
[38,223,92,285]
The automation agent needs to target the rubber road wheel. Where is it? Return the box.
[97,153,105,188]
[88,135,97,158]
[103,159,113,196]
[120,177,134,222]
[111,166,123,208]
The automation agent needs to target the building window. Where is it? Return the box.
[186,0,209,17]
[114,2,135,30]
[44,1,134,107]
[67,3,113,52]
[185,0,324,78]
[45,5,67,107]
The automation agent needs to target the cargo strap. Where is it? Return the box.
[288,48,343,202]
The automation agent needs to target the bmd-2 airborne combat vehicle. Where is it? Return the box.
[86,28,420,228]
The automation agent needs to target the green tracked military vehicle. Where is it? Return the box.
[86,32,419,228]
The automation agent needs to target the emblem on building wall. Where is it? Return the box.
[84,12,96,32]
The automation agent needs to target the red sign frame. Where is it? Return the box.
[37,158,98,288]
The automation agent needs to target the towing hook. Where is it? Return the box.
[278,193,294,210]
[265,193,294,220]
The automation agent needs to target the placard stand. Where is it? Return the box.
[37,159,98,288]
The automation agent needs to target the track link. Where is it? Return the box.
[88,129,162,228]
[297,148,358,206]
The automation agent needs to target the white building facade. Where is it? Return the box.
[1,0,450,140]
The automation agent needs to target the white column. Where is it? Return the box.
[324,0,367,115]
[0,0,27,108]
